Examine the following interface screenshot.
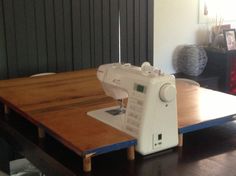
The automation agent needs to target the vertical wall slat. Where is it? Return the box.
[72,0,82,70]
[126,0,134,64]
[45,0,57,72]
[63,0,73,71]
[147,0,153,65]
[94,0,103,67]
[110,0,119,62]
[81,0,91,68]
[14,0,29,76]
[3,0,18,78]
[102,0,110,64]
[89,0,94,67]
[134,0,140,66]
[0,0,8,79]
[35,0,47,73]
[54,0,65,72]
[120,0,128,62]
[139,0,147,65]
[25,0,38,75]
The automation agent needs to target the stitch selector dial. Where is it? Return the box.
[159,83,176,102]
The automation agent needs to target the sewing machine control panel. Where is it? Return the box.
[125,96,144,137]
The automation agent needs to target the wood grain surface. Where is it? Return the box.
[0,69,236,155]
[176,81,236,131]
[0,69,136,157]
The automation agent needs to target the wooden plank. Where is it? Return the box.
[25,0,38,75]
[127,0,134,64]
[63,0,73,71]
[54,0,65,72]
[45,0,57,72]
[0,0,8,79]
[3,0,18,78]
[120,0,128,63]
[14,0,29,76]
[0,70,137,164]
[139,0,147,65]
[134,0,140,66]
[102,0,110,64]
[93,0,103,67]
[147,0,153,65]
[110,0,119,63]
[81,0,91,68]
[35,0,47,73]
[72,0,82,70]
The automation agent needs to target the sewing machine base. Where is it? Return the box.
[87,106,126,131]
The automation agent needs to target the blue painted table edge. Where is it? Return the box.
[179,114,236,134]
[83,139,137,156]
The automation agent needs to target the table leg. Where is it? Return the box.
[38,127,45,138]
[83,155,92,172]
[178,134,183,147]
[127,146,135,160]
[4,105,9,114]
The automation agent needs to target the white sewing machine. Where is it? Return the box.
[87,62,178,155]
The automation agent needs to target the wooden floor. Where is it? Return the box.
[2,111,236,176]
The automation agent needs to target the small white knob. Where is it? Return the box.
[159,83,176,102]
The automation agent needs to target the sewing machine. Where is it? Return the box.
[87,62,178,155]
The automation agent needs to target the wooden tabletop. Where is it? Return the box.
[0,69,236,154]
[0,69,136,157]
[176,80,236,133]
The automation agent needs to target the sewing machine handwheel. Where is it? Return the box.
[159,83,176,102]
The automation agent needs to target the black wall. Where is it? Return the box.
[0,0,153,79]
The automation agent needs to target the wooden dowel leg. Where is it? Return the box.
[38,127,45,138]
[127,146,135,160]
[178,134,183,147]
[83,155,92,172]
[4,105,9,114]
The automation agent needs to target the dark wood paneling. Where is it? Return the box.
[102,0,110,64]
[14,0,28,76]
[35,0,47,73]
[81,0,91,68]
[120,0,128,62]
[0,0,8,79]
[3,0,18,78]
[54,0,65,72]
[93,0,103,67]
[134,0,140,66]
[139,0,147,65]
[89,0,95,67]
[72,0,82,70]
[110,0,119,63]
[147,0,153,65]
[126,0,134,64]
[63,0,73,71]
[45,0,57,72]
[25,0,38,75]
[0,0,153,79]
[120,0,153,66]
